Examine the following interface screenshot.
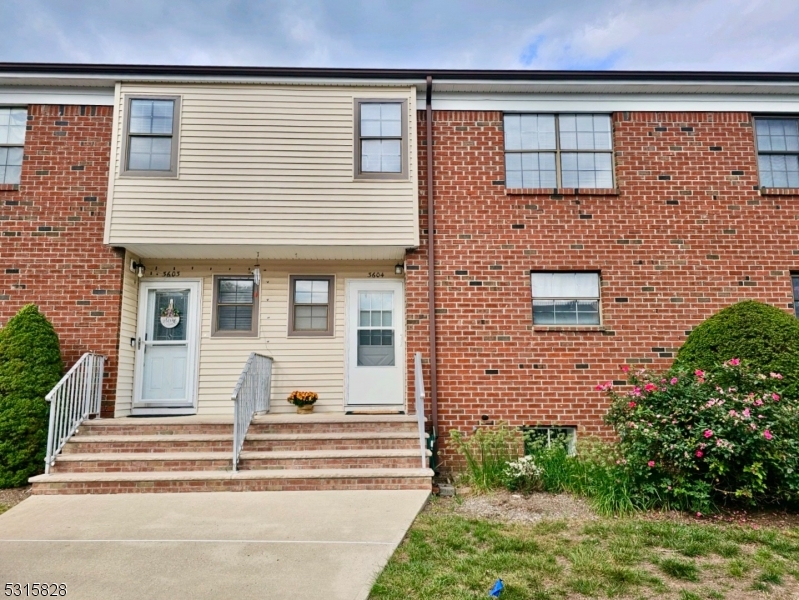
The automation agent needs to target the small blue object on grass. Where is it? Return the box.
[489,578,504,597]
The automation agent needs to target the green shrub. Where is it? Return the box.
[525,436,639,515]
[449,423,523,492]
[602,360,799,512]
[674,301,799,398]
[0,304,63,487]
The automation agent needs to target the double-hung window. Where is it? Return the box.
[289,276,335,337]
[755,117,799,188]
[122,96,180,176]
[793,275,799,318]
[0,107,26,185]
[213,276,258,337]
[504,114,613,189]
[354,100,407,179]
[531,272,601,326]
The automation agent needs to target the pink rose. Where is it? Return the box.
[631,387,642,397]
[695,450,703,458]
[764,430,773,440]
[772,393,780,401]
[628,401,637,409]
[770,372,783,379]
[644,383,657,392]
[704,430,713,438]
[695,369,705,378]
[648,461,655,468]
[728,358,740,366]
[621,365,630,373]
[670,377,678,385]
[742,408,750,418]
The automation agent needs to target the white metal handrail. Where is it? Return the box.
[44,352,105,474]
[232,352,273,471]
[414,352,427,469]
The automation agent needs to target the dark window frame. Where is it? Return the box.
[503,113,615,189]
[792,274,799,317]
[353,99,409,180]
[120,94,181,178]
[211,275,259,338]
[288,275,335,337]
[0,106,27,185]
[753,115,799,189]
[530,270,602,326]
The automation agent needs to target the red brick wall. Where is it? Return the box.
[408,109,799,470]
[0,104,122,416]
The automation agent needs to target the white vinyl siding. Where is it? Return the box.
[114,251,141,416]
[106,84,418,248]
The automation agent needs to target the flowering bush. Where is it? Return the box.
[503,455,543,493]
[601,360,799,512]
[287,390,318,406]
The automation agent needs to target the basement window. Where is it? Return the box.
[523,426,577,455]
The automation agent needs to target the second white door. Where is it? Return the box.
[346,279,405,408]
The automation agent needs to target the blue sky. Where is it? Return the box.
[1,0,798,71]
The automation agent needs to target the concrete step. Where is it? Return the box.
[78,418,233,436]
[250,414,418,434]
[243,431,421,452]
[238,449,429,470]
[29,468,434,494]
[51,452,232,473]
[63,435,232,454]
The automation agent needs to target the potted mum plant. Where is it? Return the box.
[287,390,318,414]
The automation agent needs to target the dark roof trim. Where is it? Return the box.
[2,62,799,83]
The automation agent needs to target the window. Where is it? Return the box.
[212,276,258,337]
[793,275,799,318]
[755,118,799,188]
[523,426,576,455]
[531,272,600,325]
[504,114,613,189]
[122,96,180,177]
[354,100,407,179]
[289,276,335,337]
[0,107,26,185]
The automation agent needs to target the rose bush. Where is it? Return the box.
[601,360,799,512]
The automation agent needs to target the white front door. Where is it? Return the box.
[133,280,201,414]
[345,279,405,408]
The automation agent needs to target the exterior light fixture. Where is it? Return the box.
[131,260,146,278]
[394,263,404,275]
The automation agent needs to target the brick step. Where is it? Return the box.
[29,468,434,494]
[238,449,428,470]
[250,414,418,434]
[78,418,233,436]
[243,431,421,452]
[63,435,232,454]
[50,452,232,473]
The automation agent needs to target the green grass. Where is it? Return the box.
[0,504,8,516]
[370,499,799,600]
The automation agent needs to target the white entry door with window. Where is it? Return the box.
[133,280,201,415]
[345,279,405,408]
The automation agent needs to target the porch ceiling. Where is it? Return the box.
[120,244,409,261]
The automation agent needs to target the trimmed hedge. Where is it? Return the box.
[674,300,799,398]
[0,304,63,488]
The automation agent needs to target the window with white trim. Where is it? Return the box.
[531,272,600,325]
[504,114,613,189]
[0,108,26,185]
[755,117,799,188]
[523,426,576,455]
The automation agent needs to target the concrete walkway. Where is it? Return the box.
[0,491,429,600]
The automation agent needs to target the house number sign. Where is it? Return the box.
[368,272,384,278]
[162,270,181,277]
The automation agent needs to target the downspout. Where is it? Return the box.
[425,75,438,442]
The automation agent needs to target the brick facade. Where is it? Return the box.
[407,109,799,470]
[0,104,122,416]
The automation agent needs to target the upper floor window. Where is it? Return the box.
[212,276,258,337]
[755,118,799,188]
[531,271,601,326]
[0,108,26,185]
[504,114,613,189]
[354,100,407,179]
[793,275,799,318]
[122,96,180,177]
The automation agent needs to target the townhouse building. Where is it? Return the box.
[1,65,798,489]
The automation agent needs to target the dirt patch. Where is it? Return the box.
[0,486,31,514]
[434,489,598,523]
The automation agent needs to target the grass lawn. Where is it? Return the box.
[370,494,799,600]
